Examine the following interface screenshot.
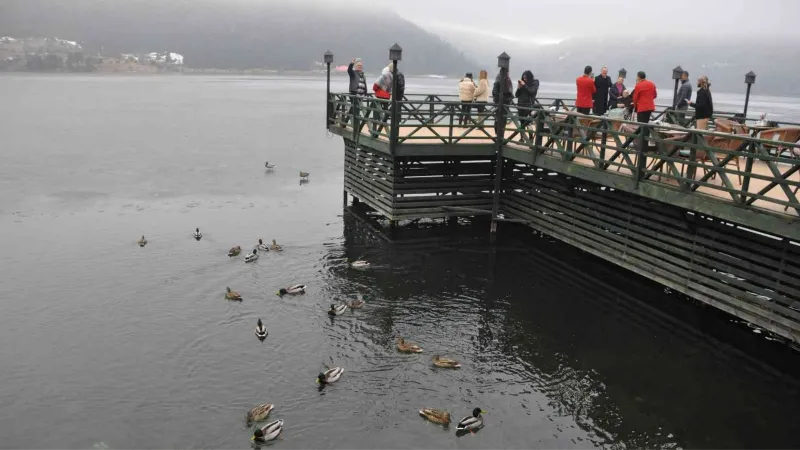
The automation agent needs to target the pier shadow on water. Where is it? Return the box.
[331,207,800,449]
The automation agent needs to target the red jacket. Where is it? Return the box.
[575,75,596,109]
[373,83,390,99]
[632,79,657,113]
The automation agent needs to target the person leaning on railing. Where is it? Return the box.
[687,75,713,130]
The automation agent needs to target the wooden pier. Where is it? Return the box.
[325,89,800,343]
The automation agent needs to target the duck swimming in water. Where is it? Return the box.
[270,239,283,252]
[277,284,305,296]
[225,287,242,301]
[246,402,274,424]
[244,248,259,263]
[456,407,486,432]
[316,366,344,385]
[193,228,202,240]
[265,162,275,170]
[252,419,283,442]
[228,246,241,257]
[349,260,370,269]
[419,408,451,426]
[257,239,269,252]
[347,294,366,309]
[299,171,310,180]
[432,355,461,368]
[137,236,147,247]
[328,304,347,316]
[254,318,268,340]
[396,337,423,353]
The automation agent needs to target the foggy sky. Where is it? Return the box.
[388,0,800,42]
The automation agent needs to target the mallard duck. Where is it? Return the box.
[225,287,242,301]
[299,171,310,180]
[397,337,424,353]
[419,408,451,426]
[349,260,370,269]
[246,403,274,423]
[137,235,147,247]
[270,239,283,251]
[316,366,344,385]
[328,304,347,316]
[244,248,259,263]
[432,355,461,369]
[257,239,269,252]
[193,228,202,240]
[347,295,366,309]
[265,162,275,170]
[255,318,268,340]
[456,408,486,432]
[228,245,241,257]
[277,284,306,296]
[252,419,283,442]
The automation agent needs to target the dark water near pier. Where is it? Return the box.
[1,74,799,449]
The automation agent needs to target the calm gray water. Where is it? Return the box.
[1,74,799,449]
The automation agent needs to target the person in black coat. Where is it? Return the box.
[515,70,539,141]
[593,66,613,115]
[688,75,713,130]
[492,69,514,138]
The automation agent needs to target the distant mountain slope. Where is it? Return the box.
[0,0,474,75]
[417,27,800,97]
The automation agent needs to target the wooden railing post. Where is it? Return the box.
[490,56,510,242]
[352,96,359,142]
[683,130,697,192]
[532,109,544,164]
[739,141,755,204]
[634,125,648,187]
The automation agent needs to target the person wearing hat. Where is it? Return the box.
[458,72,477,126]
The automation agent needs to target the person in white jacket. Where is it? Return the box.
[458,73,477,126]
[473,70,490,119]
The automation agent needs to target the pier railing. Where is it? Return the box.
[328,93,800,220]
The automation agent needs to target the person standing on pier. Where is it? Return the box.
[371,63,393,137]
[632,71,657,123]
[344,58,367,125]
[576,65,596,115]
[593,66,613,115]
[492,68,514,137]
[473,70,490,114]
[609,76,626,110]
[675,70,692,124]
[458,72,476,126]
[515,70,539,140]
[687,75,713,130]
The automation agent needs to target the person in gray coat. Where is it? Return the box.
[343,58,367,125]
[675,70,692,124]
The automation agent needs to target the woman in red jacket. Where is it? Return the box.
[575,65,596,114]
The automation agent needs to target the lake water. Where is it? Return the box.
[1,74,799,449]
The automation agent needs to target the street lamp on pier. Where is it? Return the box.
[743,71,756,120]
[389,43,402,154]
[324,50,333,128]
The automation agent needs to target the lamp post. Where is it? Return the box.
[490,52,510,242]
[324,50,333,128]
[743,70,756,120]
[389,43,402,154]
[618,68,627,80]
[671,65,683,109]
